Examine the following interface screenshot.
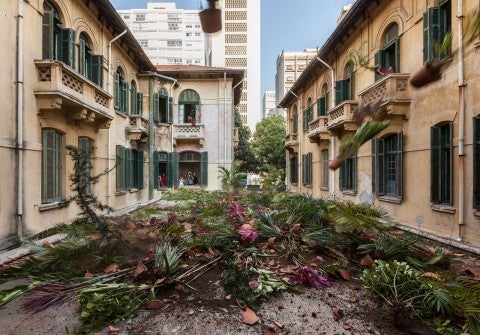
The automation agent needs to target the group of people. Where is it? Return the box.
[178,171,198,187]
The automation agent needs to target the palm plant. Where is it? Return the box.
[154,240,184,276]
[218,163,245,192]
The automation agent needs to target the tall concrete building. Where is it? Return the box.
[117,3,205,66]
[118,1,261,131]
[262,91,277,119]
[275,49,319,109]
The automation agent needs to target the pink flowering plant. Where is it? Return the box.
[228,202,246,219]
[237,224,259,244]
[291,265,330,289]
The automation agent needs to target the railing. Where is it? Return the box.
[34,60,112,128]
[308,116,329,143]
[327,100,358,131]
[173,124,205,139]
[128,115,149,142]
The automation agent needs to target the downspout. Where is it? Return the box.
[224,72,227,167]
[148,78,154,200]
[16,0,24,238]
[457,0,465,240]
[138,72,178,192]
[106,29,127,211]
[316,57,336,194]
[289,91,300,192]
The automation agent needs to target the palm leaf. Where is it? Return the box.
[338,120,390,160]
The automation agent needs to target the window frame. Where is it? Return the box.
[178,89,201,124]
[321,149,329,188]
[430,122,453,205]
[372,133,403,199]
[42,129,63,204]
[339,154,356,192]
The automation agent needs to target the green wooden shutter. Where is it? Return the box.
[445,122,453,204]
[200,151,208,186]
[396,132,403,198]
[335,80,348,104]
[153,93,159,122]
[42,130,62,203]
[168,97,173,124]
[339,161,346,190]
[90,55,103,87]
[138,93,144,115]
[79,38,86,76]
[116,146,125,191]
[352,154,357,191]
[42,10,54,59]
[393,38,400,73]
[374,50,386,81]
[167,152,179,187]
[114,72,120,109]
[317,97,326,117]
[372,138,385,195]
[424,7,441,63]
[474,118,480,209]
[78,137,91,196]
[431,126,441,203]
[136,150,144,189]
[308,152,312,185]
[154,151,160,188]
[61,28,75,67]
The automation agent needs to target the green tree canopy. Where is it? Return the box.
[234,109,256,172]
[252,115,286,171]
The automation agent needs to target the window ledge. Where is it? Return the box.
[378,196,402,204]
[341,190,357,196]
[115,191,127,196]
[129,188,139,193]
[38,200,69,211]
[115,110,128,118]
[320,186,329,191]
[431,204,456,214]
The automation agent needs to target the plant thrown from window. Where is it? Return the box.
[347,44,379,72]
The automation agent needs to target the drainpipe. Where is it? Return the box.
[106,29,127,211]
[289,91,301,192]
[148,77,154,200]
[316,57,336,194]
[457,0,465,240]
[224,72,227,167]
[16,0,24,238]
[138,72,178,192]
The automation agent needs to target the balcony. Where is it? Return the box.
[308,116,330,144]
[173,124,205,147]
[285,133,299,154]
[34,60,112,129]
[357,73,411,121]
[327,100,358,135]
[128,115,149,143]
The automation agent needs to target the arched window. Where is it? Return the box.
[178,89,201,124]
[79,33,103,86]
[42,1,75,67]
[335,62,354,104]
[292,104,298,134]
[317,83,329,117]
[114,68,128,113]
[375,23,399,80]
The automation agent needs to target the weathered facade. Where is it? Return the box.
[280,0,480,249]
[1,0,242,248]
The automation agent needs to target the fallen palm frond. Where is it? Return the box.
[338,120,391,161]
[302,225,349,250]
[77,283,153,334]
[154,240,184,276]
[280,195,327,227]
[0,280,44,308]
[254,211,284,239]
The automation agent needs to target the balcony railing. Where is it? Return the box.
[308,116,330,144]
[285,133,299,153]
[128,115,149,142]
[327,100,358,134]
[173,124,205,139]
[34,60,112,129]
[357,73,411,120]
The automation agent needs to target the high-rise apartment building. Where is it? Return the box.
[118,3,205,66]
[275,49,319,109]
[262,91,277,119]
[117,1,260,131]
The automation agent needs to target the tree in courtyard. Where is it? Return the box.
[252,115,286,173]
[234,108,256,172]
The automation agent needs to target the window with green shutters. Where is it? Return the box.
[200,151,208,186]
[42,129,62,203]
[317,84,328,117]
[339,154,356,191]
[78,137,92,197]
[474,117,480,210]
[129,81,143,116]
[42,1,76,67]
[133,150,144,189]
[292,110,298,134]
[178,89,201,123]
[155,88,170,123]
[423,0,451,63]
[166,152,179,187]
[116,147,144,191]
[114,68,129,113]
[372,133,403,198]
[290,155,298,184]
[302,152,312,186]
[303,98,313,131]
[336,62,355,105]
[78,33,103,87]
[374,23,399,81]
[431,122,452,205]
[321,149,329,188]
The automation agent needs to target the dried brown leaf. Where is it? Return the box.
[146,299,162,309]
[104,263,119,274]
[360,255,373,267]
[336,269,351,281]
[241,307,259,325]
[133,261,147,278]
[331,306,343,320]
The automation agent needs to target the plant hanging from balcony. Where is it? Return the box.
[199,0,222,34]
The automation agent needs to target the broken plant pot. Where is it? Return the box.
[409,62,441,88]
[329,157,345,170]
[199,8,222,33]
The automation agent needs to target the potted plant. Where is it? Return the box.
[199,0,222,34]
[409,32,452,88]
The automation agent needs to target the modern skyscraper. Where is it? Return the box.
[117,1,260,131]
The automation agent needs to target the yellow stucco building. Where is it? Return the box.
[280,0,480,250]
[1,0,243,248]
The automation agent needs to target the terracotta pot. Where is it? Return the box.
[409,63,441,88]
[199,8,222,33]
[329,157,345,170]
